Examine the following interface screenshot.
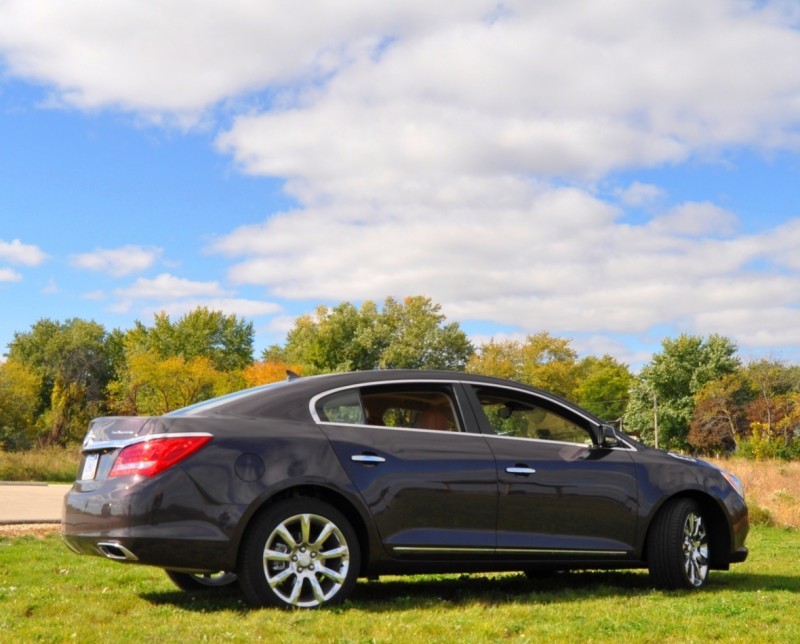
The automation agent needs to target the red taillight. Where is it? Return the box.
[109,435,212,478]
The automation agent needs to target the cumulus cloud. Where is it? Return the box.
[110,274,282,323]
[142,299,283,320]
[70,245,161,277]
[0,239,47,266]
[3,1,800,358]
[0,268,23,282]
[114,273,228,301]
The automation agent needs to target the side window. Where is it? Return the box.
[315,384,461,432]
[317,389,364,424]
[473,386,590,444]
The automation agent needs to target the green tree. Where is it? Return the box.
[378,296,473,370]
[7,318,118,446]
[281,296,473,374]
[283,301,383,373]
[625,334,740,451]
[126,308,254,371]
[573,355,632,422]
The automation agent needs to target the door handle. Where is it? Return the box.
[351,454,386,464]
[506,466,536,475]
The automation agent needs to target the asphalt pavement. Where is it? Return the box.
[0,482,71,524]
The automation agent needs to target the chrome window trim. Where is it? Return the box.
[309,377,636,450]
[309,378,468,431]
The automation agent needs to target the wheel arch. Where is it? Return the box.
[642,491,732,570]
[234,484,373,576]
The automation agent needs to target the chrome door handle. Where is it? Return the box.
[351,454,386,464]
[506,466,536,475]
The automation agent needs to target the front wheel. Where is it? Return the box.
[237,498,360,608]
[165,570,238,591]
[647,498,710,589]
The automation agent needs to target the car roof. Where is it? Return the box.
[168,369,602,424]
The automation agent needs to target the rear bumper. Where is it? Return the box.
[61,472,243,571]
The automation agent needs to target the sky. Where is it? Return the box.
[1,0,800,370]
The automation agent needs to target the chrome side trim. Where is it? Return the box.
[392,546,628,556]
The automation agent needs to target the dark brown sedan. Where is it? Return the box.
[62,370,748,608]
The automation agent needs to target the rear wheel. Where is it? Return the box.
[647,498,710,589]
[237,498,360,608]
[165,570,238,591]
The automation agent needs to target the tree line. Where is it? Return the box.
[1,296,798,459]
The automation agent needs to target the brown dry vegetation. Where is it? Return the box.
[710,457,800,529]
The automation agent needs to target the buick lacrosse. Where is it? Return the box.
[63,370,749,608]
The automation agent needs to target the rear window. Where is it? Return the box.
[316,384,461,431]
[166,380,293,416]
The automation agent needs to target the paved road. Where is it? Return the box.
[0,482,72,524]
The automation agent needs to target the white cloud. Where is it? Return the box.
[647,202,738,237]
[4,0,800,360]
[141,299,282,320]
[617,182,665,207]
[0,239,47,266]
[114,273,228,301]
[0,267,22,282]
[70,245,161,277]
[0,0,489,122]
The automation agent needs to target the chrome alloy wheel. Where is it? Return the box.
[682,511,709,587]
[262,512,351,608]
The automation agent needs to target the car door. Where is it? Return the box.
[313,382,498,556]
[464,384,639,559]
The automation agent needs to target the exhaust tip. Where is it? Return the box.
[96,541,138,561]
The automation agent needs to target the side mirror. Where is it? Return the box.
[598,424,619,448]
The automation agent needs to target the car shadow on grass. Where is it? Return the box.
[140,569,799,613]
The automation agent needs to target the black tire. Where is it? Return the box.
[647,498,710,589]
[165,570,239,591]
[237,498,361,608]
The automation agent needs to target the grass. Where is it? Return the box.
[0,527,797,642]
[0,446,80,483]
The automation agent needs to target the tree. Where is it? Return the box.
[281,296,473,374]
[243,361,304,387]
[625,334,740,451]
[126,308,254,372]
[6,318,118,446]
[0,359,42,450]
[467,332,579,399]
[378,296,473,370]
[573,355,632,422]
[283,301,383,373]
[688,372,751,454]
[108,350,225,415]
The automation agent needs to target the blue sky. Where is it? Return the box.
[2,1,800,369]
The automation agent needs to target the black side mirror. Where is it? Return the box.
[598,424,619,448]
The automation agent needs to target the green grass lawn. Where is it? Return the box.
[1,527,797,642]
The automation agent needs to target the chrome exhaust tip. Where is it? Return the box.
[96,541,138,561]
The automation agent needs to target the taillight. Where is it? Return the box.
[109,435,212,478]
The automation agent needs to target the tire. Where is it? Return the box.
[647,498,710,589]
[237,498,361,608]
[165,570,239,591]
